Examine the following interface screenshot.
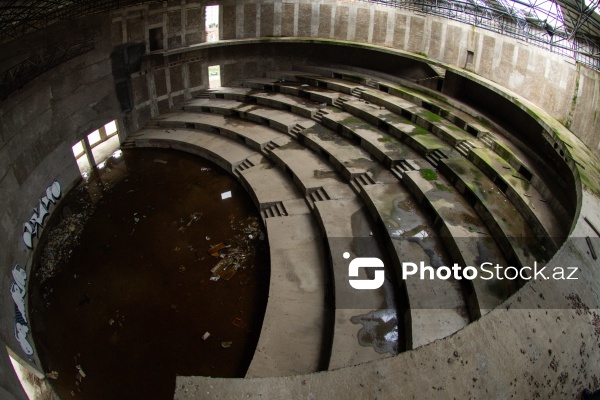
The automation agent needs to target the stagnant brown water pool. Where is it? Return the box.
[29,148,270,400]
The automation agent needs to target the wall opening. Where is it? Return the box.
[149,27,164,51]
[208,65,221,88]
[72,120,122,177]
[466,50,474,65]
[205,5,219,42]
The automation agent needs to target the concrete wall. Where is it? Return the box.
[0,12,123,388]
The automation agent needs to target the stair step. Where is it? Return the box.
[275,202,287,216]
[480,134,495,148]
[456,142,471,157]
[234,158,256,176]
[313,109,328,122]
[431,149,448,160]
[260,202,288,221]
[262,141,280,154]
[425,154,439,167]
[391,165,405,181]
[306,187,330,207]
[366,79,378,88]
[121,141,136,149]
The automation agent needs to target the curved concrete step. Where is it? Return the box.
[246,214,329,377]
[127,127,256,174]
[297,65,572,227]
[467,147,566,249]
[359,182,470,350]
[297,122,379,181]
[401,168,517,319]
[438,157,550,268]
[238,161,305,212]
[315,104,421,168]
[184,98,317,135]
[154,111,289,153]
[313,197,399,369]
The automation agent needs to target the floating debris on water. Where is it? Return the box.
[209,217,261,281]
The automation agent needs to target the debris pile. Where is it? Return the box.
[36,202,95,284]
[208,217,262,281]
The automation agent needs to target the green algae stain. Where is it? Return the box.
[421,168,438,181]
[434,182,452,192]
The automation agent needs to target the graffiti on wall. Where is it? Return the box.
[10,180,62,360]
[22,180,61,249]
[11,264,33,359]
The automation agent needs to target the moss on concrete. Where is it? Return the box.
[434,182,452,192]
[377,136,395,143]
[421,169,438,181]
[342,116,366,125]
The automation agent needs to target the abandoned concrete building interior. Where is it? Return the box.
[1,0,600,398]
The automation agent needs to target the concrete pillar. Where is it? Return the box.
[83,137,96,169]
[98,125,108,141]
[116,118,127,143]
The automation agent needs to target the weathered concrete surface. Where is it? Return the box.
[155,111,287,151]
[402,169,515,318]
[130,127,257,174]
[440,157,549,268]
[184,97,316,135]
[270,143,345,193]
[360,183,470,349]
[0,1,598,398]
[321,106,418,167]
[0,11,122,381]
[240,163,302,208]
[314,198,395,370]
[246,214,328,378]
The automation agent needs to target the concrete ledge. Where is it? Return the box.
[439,157,549,269]
[298,123,375,181]
[129,128,257,174]
[402,169,516,319]
[154,112,288,152]
[313,198,395,370]
[246,215,328,377]
[318,104,419,168]
[468,147,566,251]
[360,182,470,349]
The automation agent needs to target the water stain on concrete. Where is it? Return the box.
[351,309,399,355]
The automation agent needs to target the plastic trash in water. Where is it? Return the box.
[221,341,232,348]
[209,243,225,257]
[76,365,86,378]
[221,191,232,200]
[210,276,220,282]
[202,332,210,340]
[46,371,59,380]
